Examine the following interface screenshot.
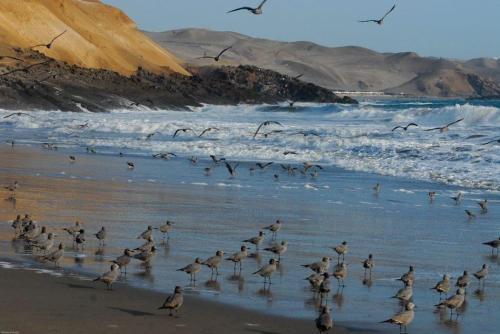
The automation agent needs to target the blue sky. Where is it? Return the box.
[103,0,500,59]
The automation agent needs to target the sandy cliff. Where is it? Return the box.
[0,0,189,76]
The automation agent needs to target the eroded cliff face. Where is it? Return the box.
[0,0,189,76]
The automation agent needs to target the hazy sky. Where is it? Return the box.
[103,0,500,59]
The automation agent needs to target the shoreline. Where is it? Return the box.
[0,260,373,334]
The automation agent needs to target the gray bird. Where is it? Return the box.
[93,264,120,290]
[431,274,451,300]
[380,302,415,334]
[158,286,183,317]
[112,248,133,274]
[315,306,333,334]
[243,231,265,249]
[202,251,224,277]
[253,258,278,284]
[227,0,268,15]
[359,4,396,25]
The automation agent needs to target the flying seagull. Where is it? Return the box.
[392,123,418,132]
[225,162,239,177]
[30,30,67,49]
[227,0,268,15]
[173,128,196,138]
[198,127,220,137]
[294,73,304,80]
[0,60,52,77]
[253,121,283,138]
[198,46,232,62]
[3,112,35,119]
[481,138,500,145]
[359,4,396,25]
[424,118,464,132]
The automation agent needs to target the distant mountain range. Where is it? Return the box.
[147,28,500,98]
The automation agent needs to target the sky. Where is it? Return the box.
[103,0,500,60]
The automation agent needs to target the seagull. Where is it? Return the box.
[3,112,35,119]
[226,245,248,272]
[256,162,273,170]
[152,152,177,160]
[158,286,183,317]
[359,4,396,25]
[373,183,381,194]
[39,242,64,267]
[210,155,226,164]
[173,128,196,138]
[478,199,488,212]
[264,241,288,260]
[202,251,224,277]
[306,272,328,291]
[392,123,418,132]
[398,266,415,286]
[482,237,500,255]
[455,271,470,291]
[253,258,278,284]
[132,246,156,264]
[424,118,464,132]
[294,73,304,80]
[198,46,232,62]
[224,161,239,177]
[145,132,157,141]
[253,121,283,138]
[93,264,120,290]
[362,254,374,277]
[392,281,413,302]
[69,155,76,163]
[331,241,348,263]
[283,151,298,155]
[127,162,135,169]
[303,162,324,172]
[302,257,331,274]
[473,264,489,288]
[0,60,53,77]
[94,226,106,246]
[332,262,348,287]
[465,210,476,220]
[30,30,67,49]
[75,229,86,249]
[431,274,451,300]
[481,138,500,145]
[177,258,202,282]
[263,219,282,239]
[112,249,133,274]
[380,302,415,334]
[319,273,331,301]
[227,0,268,15]
[243,231,265,249]
[428,192,436,202]
[155,221,174,241]
[451,192,463,204]
[436,289,465,320]
[137,226,153,240]
[135,236,155,252]
[293,131,321,138]
[315,306,333,334]
[198,127,220,137]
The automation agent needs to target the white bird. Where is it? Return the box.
[158,286,183,317]
[93,264,120,290]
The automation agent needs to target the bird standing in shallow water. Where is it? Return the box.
[482,237,500,255]
[380,302,415,334]
[253,258,278,284]
[431,274,450,300]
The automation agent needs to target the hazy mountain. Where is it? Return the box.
[147,28,500,98]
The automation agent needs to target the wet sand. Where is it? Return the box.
[0,145,498,334]
[0,265,333,334]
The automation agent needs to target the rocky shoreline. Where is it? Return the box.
[0,50,356,112]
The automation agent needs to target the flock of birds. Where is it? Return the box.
[1,1,499,334]
[3,141,498,334]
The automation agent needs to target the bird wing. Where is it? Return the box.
[224,162,234,175]
[49,30,67,45]
[392,126,403,131]
[358,19,378,23]
[407,123,418,128]
[173,129,182,138]
[445,118,464,128]
[217,46,233,58]
[381,4,397,20]
[294,73,304,80]
[481,139,500,145]
[423,126,443,132]
[227,7,254,13]
[197,56,215,60]
[257,0,268,10]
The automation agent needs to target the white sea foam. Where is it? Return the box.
[1,100,499,190]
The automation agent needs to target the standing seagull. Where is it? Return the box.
[94,226,106,246]
[30,30,67,49]
[473,264,489,288]
[359,4,396,25]
[363,254,374,278]
[93,264,120,290]
[302,257,331,274]
[263,219,283,239]
[380,302,415,334]
[436,289,465,320]
[431,274,451,300]
[482,237,500,255]
[198,46,232,62]
[253,258,278,284]
[155,221,174,241]
[158,286,183,317]
[202,251,224,278]
[226,245,248,272]
[138,226,153,240]
[39,243,64,267]
[227,0,268,15]
[243,231,265,249]
[264,241,288,261]
[478,199,488,213]
[112,249,133,275]
[331,241,348,263]
[177,258,202,282]
[315,306,333,334]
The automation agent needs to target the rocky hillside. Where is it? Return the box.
[0,0,189,76]
[147,28,500,98]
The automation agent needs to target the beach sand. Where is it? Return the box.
[0,265,327,334]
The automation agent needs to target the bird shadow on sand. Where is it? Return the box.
[108,307,155,317]
[63,283,95,290]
